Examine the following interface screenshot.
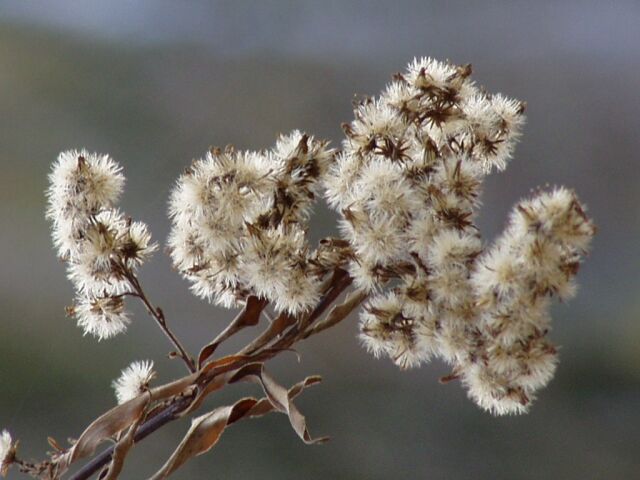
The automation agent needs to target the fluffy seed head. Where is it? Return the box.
[169,132,333,314]
[47,152,156,340]
[73,294,130,340]
[47,150,125,257]
[359,291,434,369]
[112,360,156,404]
[324,58,592,415]
[0,430,16,477]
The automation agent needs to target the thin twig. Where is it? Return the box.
[120,265,196,373]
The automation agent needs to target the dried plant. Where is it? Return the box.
[3,58,595,479]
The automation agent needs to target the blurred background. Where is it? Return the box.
[1,1,638,478]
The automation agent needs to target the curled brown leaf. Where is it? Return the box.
[197,296,268,368]
[56,372,198,476]
[148,374,323,479]
[101,414,145,480]
[58,393,150,473]
[148,398,258,480]
[230,363,328,445]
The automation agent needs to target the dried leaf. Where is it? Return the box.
[198,296,268,368]
[149,375,322,479]
[56,372,198,475]
[101,414,145,480]
[287,375,322,398]
[304,289,367,338]
[438,372,460,384]
[196,354,251,380]
[60,393,150,470]
[297,268,353,332]
[230,363,328,444]
[240,311,297,354]
[148,398,258,480]
[247,375,322,418]
[47,436,65,453]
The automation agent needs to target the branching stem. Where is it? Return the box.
[66,269,362,480]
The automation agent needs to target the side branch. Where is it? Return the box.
[120,265,196,373]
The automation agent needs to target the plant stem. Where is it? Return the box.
[68,398,191,480]
[65,269,361,480]
[123,267,196,373]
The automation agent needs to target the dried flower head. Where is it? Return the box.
[73,294,130,341]
[168,132,333,314]
[0,430,16,477]
[112,360,156,404]
[359,290,437,369]
[46,151,125,258]
[464,187,595,414]
[325,57,594,414]
[46,151,157,339]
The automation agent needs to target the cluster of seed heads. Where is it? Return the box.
[42,58,594,420]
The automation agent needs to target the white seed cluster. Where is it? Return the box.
[46,151,157,340]
[112,360,156,404]
[324,58,595,414]
[466,188,595,414]
[168,131,334,315]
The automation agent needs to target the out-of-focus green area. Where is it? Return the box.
[1,2,639,478]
